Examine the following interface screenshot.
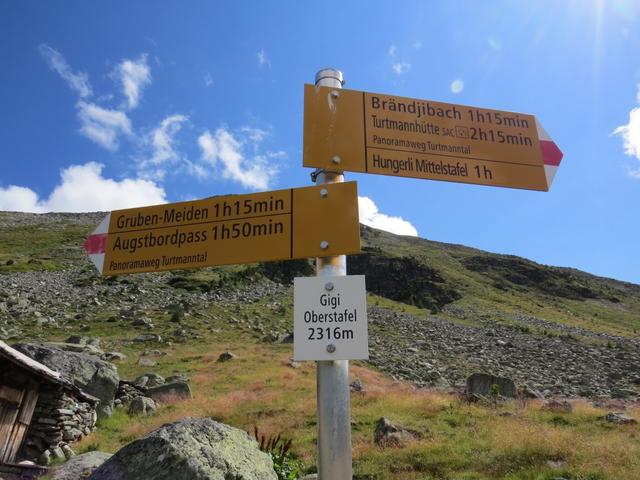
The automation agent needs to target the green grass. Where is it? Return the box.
[0,223,90,272]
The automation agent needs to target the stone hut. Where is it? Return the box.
[0,340,98,468]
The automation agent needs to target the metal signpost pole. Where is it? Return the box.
[313,68,352,479]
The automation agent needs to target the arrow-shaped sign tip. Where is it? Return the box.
[84,213,110,274]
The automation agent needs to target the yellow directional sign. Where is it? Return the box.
[303,85,563,191]
[84,182,361,275]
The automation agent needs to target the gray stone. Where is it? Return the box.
[61,444,76,460]
[128,396,157,416]
[132,316,154,327]
[133,373,165,388]
[49,342,104,356]
[13,342,119,419]
[51,451,113,480]
[65,335,101,347]
[374,417,422,448]
[542,399,573,413]
[103,352,127,361]
[602,412,637,425]
[87,418,276,480]
[38,449,51,466]
[62,427,83,441]
[466,372,517,399]
[165,374,189,383]
[217,351,237,362]
[350,379,365,393]
[133,333,162,343]
[51,446,66,460]
[137,357,157,367]
[146,381,192,403]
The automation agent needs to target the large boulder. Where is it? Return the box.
[146,381,192,403]
[13,343,119,418]
[87,418,277,480]
[128,397,156,416]
[466,372,517,399]
[51,451,113,480]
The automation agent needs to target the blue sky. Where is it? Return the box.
[1,1,639,283]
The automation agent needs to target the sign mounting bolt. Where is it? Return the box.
[320,240,329,250]
[320,188,328,198]
[325,282,334,291]
[331,156,341,165]
[331,90,340,98]
[326,344,336,353]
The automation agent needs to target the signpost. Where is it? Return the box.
[304,85,563,191]
[294,275,368,361]
[83,182,361,275]
[82,67,564,480]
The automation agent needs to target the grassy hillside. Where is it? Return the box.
[1,211,639,479]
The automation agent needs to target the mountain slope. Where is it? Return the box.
[1,211,639,398]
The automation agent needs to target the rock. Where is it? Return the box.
[38,449,51,466]
[286,359,301,369]
[519,384,545,399]
[373,417,421,448]
[466,372,517,399]
[13,343,119,419]
[128,397,157,416]
[103,352,127,361]
[51,451,113,480]
[66,335,101,347]
[61,444,76,460]
[132,316,154,328]
[87,418,276,480]
[165,374,189,383]
[350,379,365,393]
[50,342,104,356]
[601,412,637,425]
[542,399,573,413]
[146,381,192,403]
[133,373,165,388]
[280,332,294,343]
[133,333,162,343]
[137,357,157,367]
[51,446,66,460]
[217,351,237,362]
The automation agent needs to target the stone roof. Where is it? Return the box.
[0,340,98,403]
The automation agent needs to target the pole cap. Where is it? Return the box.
[315,68,344,87]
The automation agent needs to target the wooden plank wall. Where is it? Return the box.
[0,387,39,464]
[0,388,24,464]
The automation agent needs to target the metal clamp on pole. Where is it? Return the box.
[312,67,352,480]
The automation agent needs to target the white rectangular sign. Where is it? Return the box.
[293,275,368,361]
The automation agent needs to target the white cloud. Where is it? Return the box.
[358,196,417,236]
[138,114,189,179]
[413,41,422,50]
[197,128,278,190]
[392,62,411,75]
[257,50,270,68]
[0,162,166,213]
[204,73,214,87]
[240,126,268,144]
[0,186,41,212]
[388,45,397,57]
[450,79,464,94]
[77,101,132,151]
[613,84,640,178]
[38,44,92,98]
[114,54,151,110]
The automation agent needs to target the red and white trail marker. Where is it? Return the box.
[83,213,110,273]
[537,119,563,188]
